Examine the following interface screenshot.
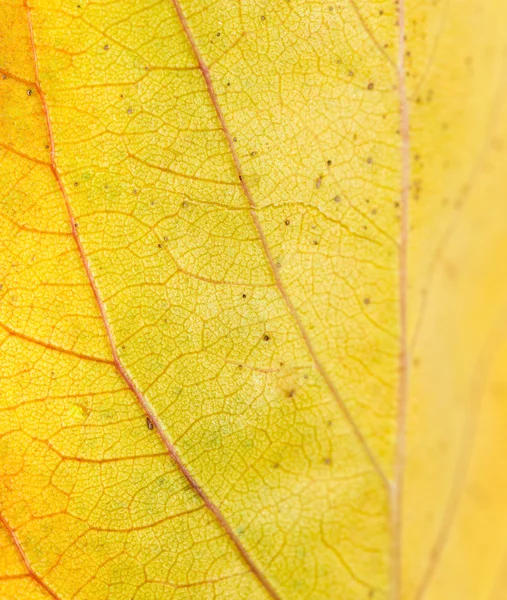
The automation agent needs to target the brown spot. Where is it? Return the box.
[146,418,154,430]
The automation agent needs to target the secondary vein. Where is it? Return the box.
[392,0,411,597]
[168,0,389,493]
[22,2,280,598]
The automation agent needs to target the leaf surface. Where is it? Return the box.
[0,0,506,598]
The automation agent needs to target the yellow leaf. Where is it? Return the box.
[1,0,506,598]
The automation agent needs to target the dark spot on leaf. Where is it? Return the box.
[285,219,290,225]
[27,89,33,96]
[364,297,371,305]
[263,335,270,342]
[367,82,374,90]
[146,418,154,430]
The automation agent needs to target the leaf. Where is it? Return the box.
[1,0,506,598]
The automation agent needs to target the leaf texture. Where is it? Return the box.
[0,0,506,599]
